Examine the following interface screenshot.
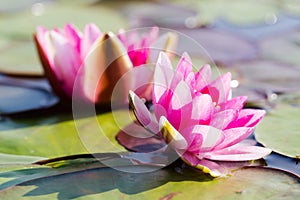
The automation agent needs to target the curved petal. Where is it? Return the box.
[176,52,193,80]
[228,109,266,128]
[159,116,188,150]
[210,109,237,130]
[203,72,231,104]
[191,94,213,124]
[214,127,254,150]
[81,23,102,60]
[153,52,174,104]
[182,125,224,152]
[218,96,247,111]
[168,80,193,130]
[195,64,211,91]
[205,145,272,161]
[141,26,159,47]
[35,26,49,54]
[187,133,203,154]
[48,31,81,96]
[182,153,225,177]
[64,23,81,54]
[129,91,159,134]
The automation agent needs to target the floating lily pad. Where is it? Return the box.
[231,60,300,93]
[0,41,43,76]
[213,15,300,41]
[260,29,300,67]
[0,1,127,41]
[255,94,300,158]
[121,2,197,28]
[174,0,279,25]
[0,76,58,114]
[177,29,258,65]
[282,0,300,17]
[0,163,299,199]
[0,110,131,158]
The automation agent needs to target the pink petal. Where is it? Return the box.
[167,80,193,130]
[183,125,224,152]
[48,31,81,96]
[214,127,254,150]
[203,72,231,104]
[188,133,203,154]
[81,23,102,60]
[159,116,188,150]
[129,91,159,134]
[170,80,192,110]
[141,26,159,47]
[182,153,226,177]
[218,96,247,111]
[228,109,266,128]
[210,109,237,130]
[205,145,272,161]
[195,64,211,91]
[153,52,174,104]
[64,23,81,54]
[176,52,193,80]
[35,26,48,52]
[191,94,213,124]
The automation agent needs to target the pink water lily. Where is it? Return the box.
[129,52,272,177]
[34,23,132,105]
[35,24,177,105]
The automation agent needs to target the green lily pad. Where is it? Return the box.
[0,153,45,164]
[0,41,43,76]
[255,94,300,158]
[0,110,131,158]
[0,1,127,41]
[260,29,300,67]
[0,163,299,199]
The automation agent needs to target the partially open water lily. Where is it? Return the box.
[34,23,132,105]
[129,52,272,177]
[34,24,177,105]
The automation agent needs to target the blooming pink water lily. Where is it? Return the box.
[129,52,272,177]
[35,24,177,105]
